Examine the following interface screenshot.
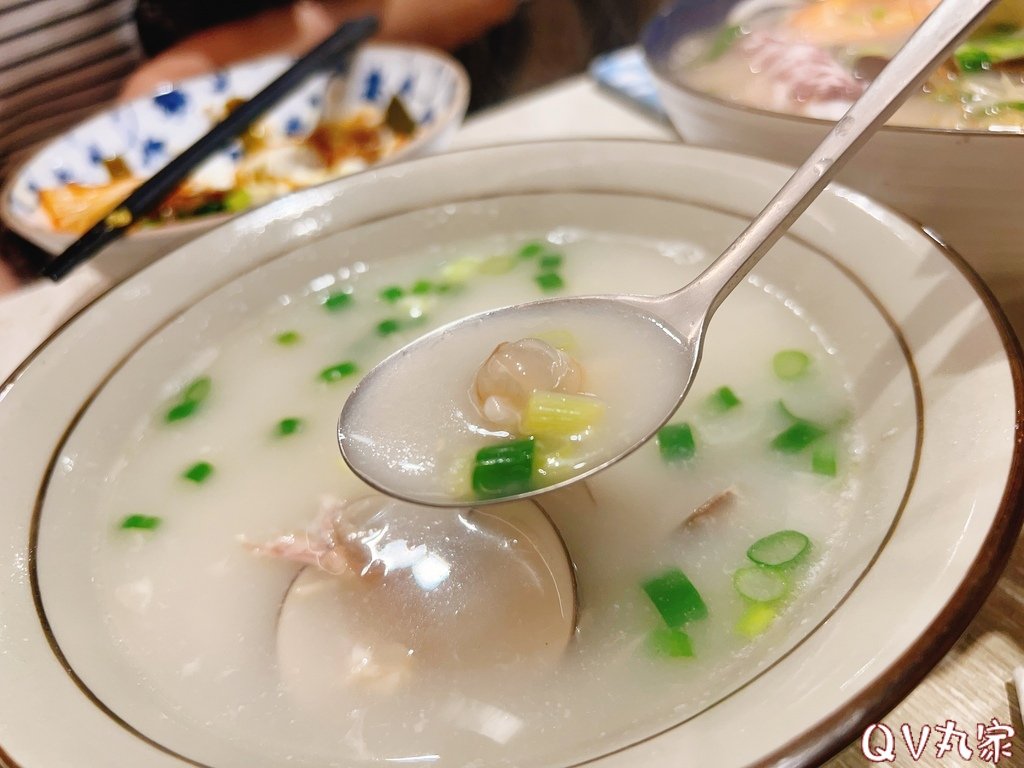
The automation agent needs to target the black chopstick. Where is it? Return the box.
[42,15,379,282]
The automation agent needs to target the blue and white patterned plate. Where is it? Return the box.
[1,43,469,262]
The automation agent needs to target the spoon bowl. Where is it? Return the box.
[339,295,698,506]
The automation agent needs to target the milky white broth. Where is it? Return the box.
[341,299,689,504]
[95,230,864,766]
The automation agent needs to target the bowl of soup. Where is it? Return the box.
[0,140,1021,768]
[642,0,1024,323]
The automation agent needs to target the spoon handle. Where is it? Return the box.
[663,0,998,325]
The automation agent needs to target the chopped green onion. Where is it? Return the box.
[812,444,838,476]
[183,376,211,402]
[472,438,535,499]
[435,281,461,294]
[657,423,696,461]
[166,400,200,422]
[165,377,211,423]
[647,626,695,658]
[274,330,301,346]
[379,286,404,303]
[376,318,402,336]
[182,461,214,484]
[517,242,545,259]
[747,530,811,567]
[771,421,827,453]
[642,568,708,626]
[479,255,517,275]
[441,258,480,283]
[120,514,161,531]
[736,603,777,638]
[538,253,563,271]
[521,390,605,437]
[224,187,251,212]
[706,386,741,413]
[772,350,811,380]
[322,292,353,312]
[733,566,788,603]
[954,31,1024,72]
[955,48,991,71]
[319,361,358,382]
[706,23,741,61]
[275,418,303,437]
[535,272,565,292]
[411,280,433,294]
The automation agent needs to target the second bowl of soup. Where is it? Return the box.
[643,0,1024,326]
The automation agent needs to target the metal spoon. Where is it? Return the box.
[338,0,998,507]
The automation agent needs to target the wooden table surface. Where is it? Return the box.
[2,75,1021,767]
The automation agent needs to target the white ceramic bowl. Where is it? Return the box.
[641,0,1024,321]
[0,140,1021,768]
[0,43,468,283]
